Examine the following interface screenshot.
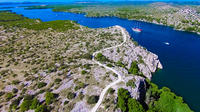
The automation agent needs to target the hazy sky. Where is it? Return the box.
[0,0,197,3]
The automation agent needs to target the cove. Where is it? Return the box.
[1,4,200,111]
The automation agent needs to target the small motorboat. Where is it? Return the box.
[40,5,47,6]
[132,28,142,33]
[164,42,170,45]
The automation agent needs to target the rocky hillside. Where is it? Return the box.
[0,12,192,112]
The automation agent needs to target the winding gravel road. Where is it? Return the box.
[90,26,127,112]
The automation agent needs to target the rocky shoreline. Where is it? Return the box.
[98,26,163,109]
[69,26,163,111]
[102,26,163,79]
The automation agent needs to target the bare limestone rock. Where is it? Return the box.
[71,101,89,112]
[102,26,162,79]
[131,76,146,101]
[101,26,162,106]
[114,75,146,101]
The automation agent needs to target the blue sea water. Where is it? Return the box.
[1,3,200,111]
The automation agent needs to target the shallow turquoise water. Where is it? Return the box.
[1,3,200,111]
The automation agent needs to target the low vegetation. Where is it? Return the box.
[87,95,99,104]
[45,92,57,105]
[146,82,192,112]
[0,11,79,31]
[0,12,123,112]
[117,85,192,112]
[95,53,109,62]
[126,79,135,88]
[37,82,47,88]
[67,92,76,100]
[26,4,85,12]
[28,2,200,33]
[107,88,115,94]
[128,61,139,75]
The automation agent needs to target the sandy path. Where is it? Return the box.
[90,26,127,112]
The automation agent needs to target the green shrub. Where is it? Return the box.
[30,98,40,109]
[79,92,85,100]
[12,80,21,85]
[20,99,32,112]
[37,82,47,88]
[87,95,99,104]
[117,48,120,53]
[19,95,34,111]
[81,70,87,75]
[128,98,145,112]
[81,53,92,59]
[117,88,145,112]
[38,89,46,94]
[106,63,113,67]
[45,92,55,105]
[6,92,14,100]
[128,61,139,75]
[64,100,69,105]
[67,92,76,99]
[24,95,34,101]
[117,88,130,112]
[35,105,48,112]
[12,88,18,93]
[74,86,80,91]
[95,53,109,62]
[10,96,23,110]
[126,80,135,88]
[55,78,62,84]
[138,55,144,64]
[108,88,115,94]
[116,61,125,68]
[149,83,160,99]
[21,88,27,95]
[0,91,5,96]
[83,64,92,69]
[74,82,85,91]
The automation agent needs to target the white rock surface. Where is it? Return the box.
[71,101,89,112]
[4,85,16,92]
[102,27,162,79]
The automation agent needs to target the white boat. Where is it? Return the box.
[164,42,170,45]
[132,28,142,33]
[40,5,47,6]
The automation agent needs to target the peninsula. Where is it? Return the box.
[0,11,193,112]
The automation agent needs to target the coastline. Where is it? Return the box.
[0,10,195,112]
[60,10,200,35]
[90,25,163,111]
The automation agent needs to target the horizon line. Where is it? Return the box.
[0,0,200,3]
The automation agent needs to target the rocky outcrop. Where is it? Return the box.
[117,76,147,100]
[132,76,146,101]
[101,26,162,104]
[102,26,162,79]
[112,75,147,107]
